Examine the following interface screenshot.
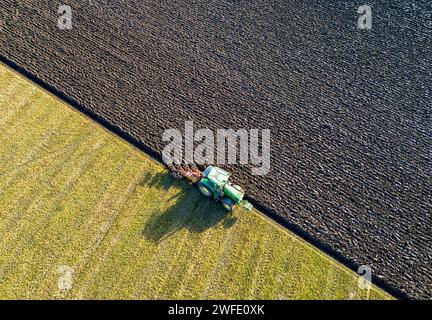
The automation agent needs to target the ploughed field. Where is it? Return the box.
[1,1,431,298]
[0,64,394,299]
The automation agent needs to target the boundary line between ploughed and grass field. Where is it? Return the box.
[0,54,408,300]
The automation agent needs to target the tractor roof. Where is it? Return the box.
[203,166,230,185]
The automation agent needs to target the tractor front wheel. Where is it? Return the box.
[221,197,234,212]
[198,182,212,197]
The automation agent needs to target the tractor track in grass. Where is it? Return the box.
[1,1,431,299]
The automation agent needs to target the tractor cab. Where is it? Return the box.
[198,166,253,212]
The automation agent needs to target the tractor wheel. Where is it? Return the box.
[198,182,212,197]
[221,197,234,212]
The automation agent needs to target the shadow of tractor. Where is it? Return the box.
[142,171,238,243]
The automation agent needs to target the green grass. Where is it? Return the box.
[0,63,393,299]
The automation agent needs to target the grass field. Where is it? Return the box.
[0,64,392,299]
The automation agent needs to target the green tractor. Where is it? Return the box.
[196,166,253,212]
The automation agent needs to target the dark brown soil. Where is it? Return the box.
[1,0,431,299]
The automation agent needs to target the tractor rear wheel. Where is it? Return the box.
[221,197,234,212]
[198,182,212,197]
